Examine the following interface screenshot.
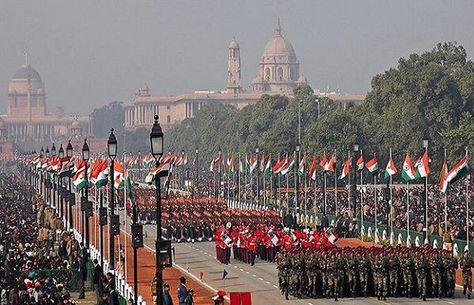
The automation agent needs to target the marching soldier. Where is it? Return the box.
[374,251,388,300]
[359,252,371,297]
[445,251,458,298]
[389,251,400,297]
[347,251,358,297]
[459,249,472,299]
[401,251,414,298]
[415,253,428,301]
[429,250,443,298]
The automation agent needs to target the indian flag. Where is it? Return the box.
[339,157,351,180]
[319,152,327,170]
[356,151,364,171]
[72,161,87,190]
[401,153,416,182]
[308,153,317,181]
[447,154,469,183]
[272,155,287,174]
[91,159,108,188]
[384,156,398,179]
[439,154,448,193]
[227,154,234,173]
[263,155,272,176]
[365,156,378,174]
[280,154,295,176]
[298,154,306,177]
[238,156,245,174]
[114,160,124,189]
[414,151,430,179]
[324,153,336,173]
[249,155,258,176]
[145,160,172,184]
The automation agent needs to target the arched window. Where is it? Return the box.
[278,67,284,81]
[265,67,271,81]
[167,115,171,123]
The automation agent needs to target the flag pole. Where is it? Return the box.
[374,153,378,242]
[406,181,410,246]
[444,148,448,234]
[238,154,241,206]
[360,171,363,235]
[334,150,338,218]
[389,148,393,245]
[465,146,470,250]
[314,175,317,229]
[347,150,351,211]
[324,172,327,215]
[123,152,128,283]
[424,143,429,245]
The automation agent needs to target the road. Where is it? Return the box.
[139,223,471,305]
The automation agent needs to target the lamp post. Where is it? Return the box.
[40,147,44,197]
[59,144,64,219]
[195,148,199,198]
[352,144,359,219]
[51,144,57,214]
[66,141,73,231]
[422,139,429,245]
[46,147,51,205]
[82,139,90,248]
[295,145,300,214]
[108,129,118,272]
[218,148,222,200]
[150,115,164,305]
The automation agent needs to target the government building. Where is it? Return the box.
[124,20,365,131]
[0,57,92,153]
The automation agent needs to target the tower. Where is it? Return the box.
[226,39,242,94]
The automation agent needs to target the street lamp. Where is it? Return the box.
[295,145,300,214]
[352,144,359,228]
[107,129,118,272]
[45,147,51,205]
[150,114,166,305]
[59,144,64,159]
[58,144,64,219]
[256,145,260,207]
[82,139,90,248]
[66,141,74,231]
[51,144,57,213]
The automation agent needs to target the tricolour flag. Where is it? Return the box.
[114,161,124,189]
[401,153,416,182]
[280,153,295,176]
[319,152,327,169]
[365,156,378,174]
[439,154,448,193]
[249,155,258,176]
[356,152,364,171]
[227,154,234,173]
[324,153,336,173]
[414,151,430,179]
[263,155,272,176]
[91,159,108,188]
[125,176,135,206]
[145,157,172,184]
[339,157,351,180]
[72,160,87,190]
[272,155,287,174]
[238,156,245,174]
[446,154,469,183]
[384,156,398,179]
[308,153,317,181]
[298,154,306,177]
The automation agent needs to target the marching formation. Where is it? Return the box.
[276,246,473,301]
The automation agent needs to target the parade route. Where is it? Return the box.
[141,224,472,305]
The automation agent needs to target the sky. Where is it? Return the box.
[0,0,473,115]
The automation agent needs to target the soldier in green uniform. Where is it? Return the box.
[445,251,458,298]
[326,250,339,301]
[307,252,318,297]
[415,253,428,301]
[359,251,372,297]
[459,249,472,299]
[374,251,388,300]
[321,251,329,298]
[389,250,400,297]
[400,250,414,298]
[277,251,290,300]
[336,251,346,299]
[429,250,443,298]
[346,251,358,297]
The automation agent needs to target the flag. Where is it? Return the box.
[125,177,135,206]
[365,156,378,174]
[384,156,398,179]
[259,154,265,173]
[414,151,430,179]
[238,156,245,174]
[308,153,317,181]
[227,154,234,173]
[272,155,287,174]
[222,269,228,280]
[114,161,124,189]
[401,153,416,182]
[446,154,469,183]
[324,153,336,173]
[249,155,258,175]
[210,156,219,172]
[319,152,327,169]
[72,161,87,190]
[356,151,364,171]
[439,154,448,193]
[263,155,271,176]
[58,157,72,178]
[145,158,172,184]
[298,154,306,177]
[339,157,351,180]
[91,159,108,188]
[280,153,295,176]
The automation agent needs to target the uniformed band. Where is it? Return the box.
[276,246,473,301]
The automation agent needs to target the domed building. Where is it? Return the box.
[0,57,92,147]
[252,19,303,93]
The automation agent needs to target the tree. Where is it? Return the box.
[91,101,124,138]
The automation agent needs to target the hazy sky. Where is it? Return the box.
[1,0,473,115]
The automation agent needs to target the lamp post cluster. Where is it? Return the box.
[18,114,168,305]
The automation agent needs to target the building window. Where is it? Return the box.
[278,67,284,81]
[167,105,170,110]
[167,115,171,123]
[265,67,270,81]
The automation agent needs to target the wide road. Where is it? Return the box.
[140,224,471,305]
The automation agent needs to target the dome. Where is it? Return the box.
[262,21,296,58]
[12,65,42,81]
[228,39,239,49]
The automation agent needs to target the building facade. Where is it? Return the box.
[124,21,365,132]
[0,58,92,150]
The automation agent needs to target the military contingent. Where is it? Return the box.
[276,245,472,301]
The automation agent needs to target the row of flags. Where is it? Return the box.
[208,149,470,193]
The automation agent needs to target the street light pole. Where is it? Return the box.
[353,144,359,219]
[82,139,90,249]
[150,114,164,305]
[422,139,429,245]
[66,141,73,231]
[256,146,259,207]
[108,129,118,271]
